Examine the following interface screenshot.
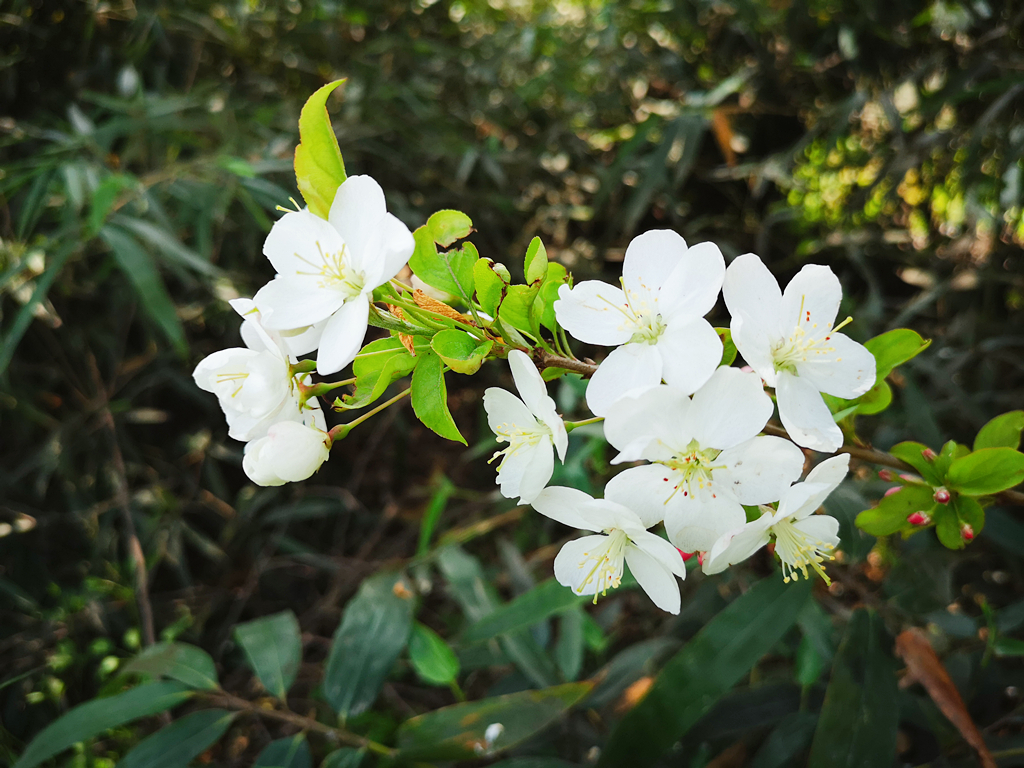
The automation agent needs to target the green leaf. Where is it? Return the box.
[498,283,540,333]
[749,712,818,768]
[935,495,984,549]
[340,338,417,410]
[255,735,312,768]
[14,682,194,768]
[409,622,460,686]
[100,225,187,355]
[524,236,548,285]
[807,609,898,768]
[597,576,812,768]
[87,173,135,236]
[430,329,493,375]
[795,635,825,688]
[864,328,930,380]
[854,485,934,537]
[122,643,218,690]
[234,610,302,699]
[396,683,592,761]
[411,350,465,444]
[116,708,235,768]
[994,636,1024,657]
[888,441,941,485]
[112,216,219,277]
[852,380,893,416]
[554,607,586,682]
[534,262,569,331]
[975,410,1024,451]
[409,213,476,298]
[460,579,586,645]
[474,258,509,316]
[946,447,1024,496]
[716,328,737,366]
[323,572,415,718]
[320,748,366,768]
[427,209,473,247]
[294,80,347,219]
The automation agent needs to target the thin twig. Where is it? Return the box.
[535,350,597,377]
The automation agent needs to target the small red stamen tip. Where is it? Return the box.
[933,488,951,504]
[922,448,937,462]
[907,512,930,526]
[677,549,695,562]
[884,486,902,497]
[961,523,975,541]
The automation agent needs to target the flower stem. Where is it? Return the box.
[565,416,604,433]
[329,387,411,442]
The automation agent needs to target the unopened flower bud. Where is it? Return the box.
[884,486,902,498]
[921,448,937,462]
[900,473,921,483]
[907,511,930,526]
[933,487,951,504]
[961,523,975,541]
[878,469,895,482]
[676,548,695,562]
[242,421,330,486]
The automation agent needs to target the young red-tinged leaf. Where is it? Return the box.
[411,350,466,443]
[946,447,1024,497]
[974,410,1024,451]
[294,79,347,219]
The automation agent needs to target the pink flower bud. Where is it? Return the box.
[922,448,937,462]
[900,473,921,483]
[697,551,706,566]
[907,512,930,526]
[878,469,894,482]
[961,523,975,541]
[677,548,695,562]
[933,488,951,504]
[884,486,902,497]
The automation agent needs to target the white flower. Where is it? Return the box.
[601,367,805,554]
[242,413,330,487]
[532,486,687,614]
[553,230,725,416]
[193,300,320,442]
[722,255,876,452]
[703,455,849,583]
[482,350,568,503]
[253,175,415,375]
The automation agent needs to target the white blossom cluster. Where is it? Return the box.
[193,176,415,486]
[484,230,875,613]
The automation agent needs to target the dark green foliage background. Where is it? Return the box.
[1,0,1023,765]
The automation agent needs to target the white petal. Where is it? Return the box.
[328,175,387,263]
[513,442,555,504]
[254,277,345,330]
[685,367,773,450]
[723,253,782,337]
[778,263,841,339]
[280,320,326,357]
[553,281,635,346]
[376,212,416,285]
[776,371,843,452]
[656,318,722,396]
[796,333,876,399]
[730,313,778,386]
[585,342,663,417]
[583,499,646,532]
[263,209,347,277]
[315,294,370,375]
[531,486,601,531]
[508,350,550,417]
[483,387,535,435]
[624,546,681,614]
[703,517,773,575]
[628,529,688,577]
[805,454,850,487]
[657,240,726,323]
[554,536,616,596]
[664,490,747,554]
[603,385,691,463]
[602,464,676,528]
[622,229,689,310]
[791,514,841,549]
[715,436,806,505]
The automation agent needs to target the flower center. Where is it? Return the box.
[576,529,628,602]
[216,371,249,398]
[294,241,366,296]
[489,419,551,470]
[596,281,666,345]
[656,440,724,502]
[771,297,853,374]
[770,514,836,585]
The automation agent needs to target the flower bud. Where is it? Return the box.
[878,469,894,482]
[921,448,937,462]
[899,473,921,483]
[961,523,975,541]
[884,486,902,498]
[676,548,695,562]
[933,487,951,504]
[242,421,330,486]
[907,511,930,526]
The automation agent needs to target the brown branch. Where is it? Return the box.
[535,351,598,378]
[199,691,395,756]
